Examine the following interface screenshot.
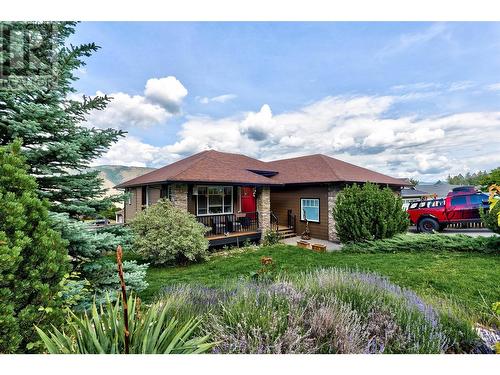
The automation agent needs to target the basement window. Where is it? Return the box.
[301,198,320,223]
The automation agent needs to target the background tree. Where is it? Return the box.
[446,170,490,186]
[478,167,500,189]
[0,21,124,218]
[332,183,409,243]
[0,141,69,353]
[408,178,419,186]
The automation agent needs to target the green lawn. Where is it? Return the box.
[140,245,500,320]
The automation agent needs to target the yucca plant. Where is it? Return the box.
[36,245,215,354]
[36,293,216,354]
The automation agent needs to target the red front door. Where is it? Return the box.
[241,187,256,213]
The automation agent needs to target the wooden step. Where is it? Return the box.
[279,232,297,239]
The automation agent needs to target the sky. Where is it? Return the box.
[70,22,500,181]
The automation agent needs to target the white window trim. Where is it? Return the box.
[127,189,132,205]
[300,198,320,223]
[196,185,234,216]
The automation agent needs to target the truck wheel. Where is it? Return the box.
[418,218,439,233]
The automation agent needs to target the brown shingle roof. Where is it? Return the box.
[116,150,410,188]
[115,150,281,187]
[267,154,409,186]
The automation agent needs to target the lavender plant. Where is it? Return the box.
[154,268,479,354]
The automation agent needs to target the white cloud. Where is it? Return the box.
[86,91,171,129]
[198,94,237,104]
[92,136,163,167]
[391,82,442,92]
[379,23,450,56]
[85,76,187,130]
[486,83,500,91]
[448,81,475,92]
[95,92,500,180]
[144,76,188,113]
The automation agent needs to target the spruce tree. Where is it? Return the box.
[0,21,124,217]
[0,141,69,353]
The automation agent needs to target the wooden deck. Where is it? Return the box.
[206,230,261,247]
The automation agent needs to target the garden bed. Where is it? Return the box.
[141,244,500,322]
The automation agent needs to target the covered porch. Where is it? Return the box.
[184,184,271,247]
[196,211,261,246]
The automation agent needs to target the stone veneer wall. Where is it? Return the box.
[327,185,341,243]
[256,186,271,240]
[171,183,188,211]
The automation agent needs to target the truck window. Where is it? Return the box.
[469,194,488,205]
[451,196,467,206]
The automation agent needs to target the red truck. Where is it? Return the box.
[407,187,490,233]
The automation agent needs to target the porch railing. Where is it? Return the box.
[271,212,279,231]
[287,210,297,233]
[196,212,259,237]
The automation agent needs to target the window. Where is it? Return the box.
[141,186,147,208]
[160,184,173,201]
[196,186,233,215]
[451,196,467,206]
[301,198,320,222]
[469,194,488,205]
[429,199,444,208]
[127,188,132,205]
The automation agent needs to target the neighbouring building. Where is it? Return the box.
[401,187,431,209]
[116,150,410,246]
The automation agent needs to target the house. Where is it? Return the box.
[401,187,431,209]
[115,209,124,224]
[415,181,464,198]
[116,150,410,246]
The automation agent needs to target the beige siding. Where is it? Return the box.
[124,187,141,222]
[148,185,162,205]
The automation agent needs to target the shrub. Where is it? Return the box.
[332,183,409,243]
[155,269,478,354]
[130,199,209,265]
[480,193,500,234]
[262,229,281,246]
[342,233,500,254]
[0,141,69,353]
[36,293,215,354]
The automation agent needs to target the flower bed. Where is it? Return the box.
[156,268,481,354]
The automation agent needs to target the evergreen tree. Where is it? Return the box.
[49,212,148,310]
[0,141,69,353]
[0,22,124,217]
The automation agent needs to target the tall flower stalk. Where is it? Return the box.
[116,245,130,354]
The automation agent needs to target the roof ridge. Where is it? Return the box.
[167,150,218,180]
[317,154,342,181]
[117,150,210,187]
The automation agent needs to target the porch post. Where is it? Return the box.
[171,183,188,212]
[256,186,271,241]
[327,184,340,243]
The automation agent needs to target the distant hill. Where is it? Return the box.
[90,165,156,199]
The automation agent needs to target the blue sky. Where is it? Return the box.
[70,22,500,180]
